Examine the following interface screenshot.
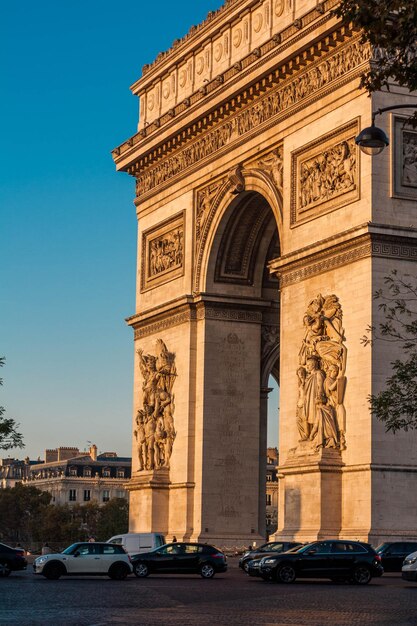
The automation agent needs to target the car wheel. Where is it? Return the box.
[134,562,149,578]
[200,563,215,579]
[43,562,65,580]
[0,561,11,577]
[351,565,371,585]
[277,564,296,584]
[243,561,250,572]
[109,563,130,580]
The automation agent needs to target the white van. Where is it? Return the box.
[107,533,165,555]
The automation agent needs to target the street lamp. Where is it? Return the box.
[355,104,417,156]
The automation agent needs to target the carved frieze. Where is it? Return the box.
[291,121,359,226]
[392,115,417,199]
[141,212,184,291]
[296,294,347,452]
[134,39,370,198]
[134,340,177,471]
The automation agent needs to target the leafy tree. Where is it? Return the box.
[362,271,417,432]
[96,498,129,541]
[0,357,24,449]
[32,504,83,545]
[0,483,51,544]
[335,1,417,119]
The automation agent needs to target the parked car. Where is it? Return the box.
[258,540,383,585]
[107,532,165,556]
[375,542,417,572]
[401,550,417,581]
[0,543,27,577]
[131,542,227,579]
[239,542,303,572]
[33,542,132,580]
[247,545,304,577]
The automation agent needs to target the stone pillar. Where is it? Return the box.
[276,445,343,540]
[191,304,265,547]
[127,469,170,535]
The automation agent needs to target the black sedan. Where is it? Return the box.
[258,540,383,585]
[239,542,303,571]
[131,542,227,579]
[0,543,27,577]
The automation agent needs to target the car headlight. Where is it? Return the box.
[404,557,417,565]
[263,558,277,565]
[35,556,49,565]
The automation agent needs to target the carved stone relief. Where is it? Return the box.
[134,340,177,471]
[251,145,283,193]
[261,324,280,361]
[392,116,417,199]
[141,212,184,291]
[291,121,359,226]
[296,294,347,452]
[135,39,369,198]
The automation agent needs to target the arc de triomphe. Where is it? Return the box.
[113,0,417,545]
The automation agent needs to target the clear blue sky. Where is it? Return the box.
[1,0,278,460]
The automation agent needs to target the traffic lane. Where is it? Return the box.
[1,565,416,626]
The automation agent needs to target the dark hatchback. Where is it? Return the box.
[239,542,303,572]
[0,543,27,577]
[131,542,227,579]
[375,542,417,572]
[258,540,383,585]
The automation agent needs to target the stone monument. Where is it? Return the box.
[113,0,417,545]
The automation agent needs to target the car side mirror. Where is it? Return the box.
[73,551,80,557]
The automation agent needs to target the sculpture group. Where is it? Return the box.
[134,339,177,470]
[296,294,347,452]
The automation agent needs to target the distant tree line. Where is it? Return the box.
[0,484,128,549]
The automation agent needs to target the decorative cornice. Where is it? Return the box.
[113,0,342,157]
[130,299,265,339]
[270,229,417,287]
[127,35,369,201]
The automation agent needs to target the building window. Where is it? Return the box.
[84,467,92,478]
[102,490,110,502]
[103,468,110,478]
[266,494,272,506]
[116,490,126,498]
[69,490,76,502]
[69,467,77,477]
[84,490,91,502]
[116,469,125,478]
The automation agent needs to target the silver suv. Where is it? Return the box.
[33,542,132,580]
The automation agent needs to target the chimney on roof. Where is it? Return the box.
[90,444,97,461]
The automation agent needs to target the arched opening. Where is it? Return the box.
[267,373,279,537]
[204,188,281,541]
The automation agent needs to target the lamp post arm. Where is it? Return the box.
[372,104,417,125]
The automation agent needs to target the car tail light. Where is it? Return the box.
[210,554,225,559]
[128,555,132,562]
[15,551,25,557]
[374,555,382,562]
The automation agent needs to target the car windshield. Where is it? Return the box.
[375,543,389,553]
[62,543,82,555]
[292,542,317,554]
[285,545,304,553]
